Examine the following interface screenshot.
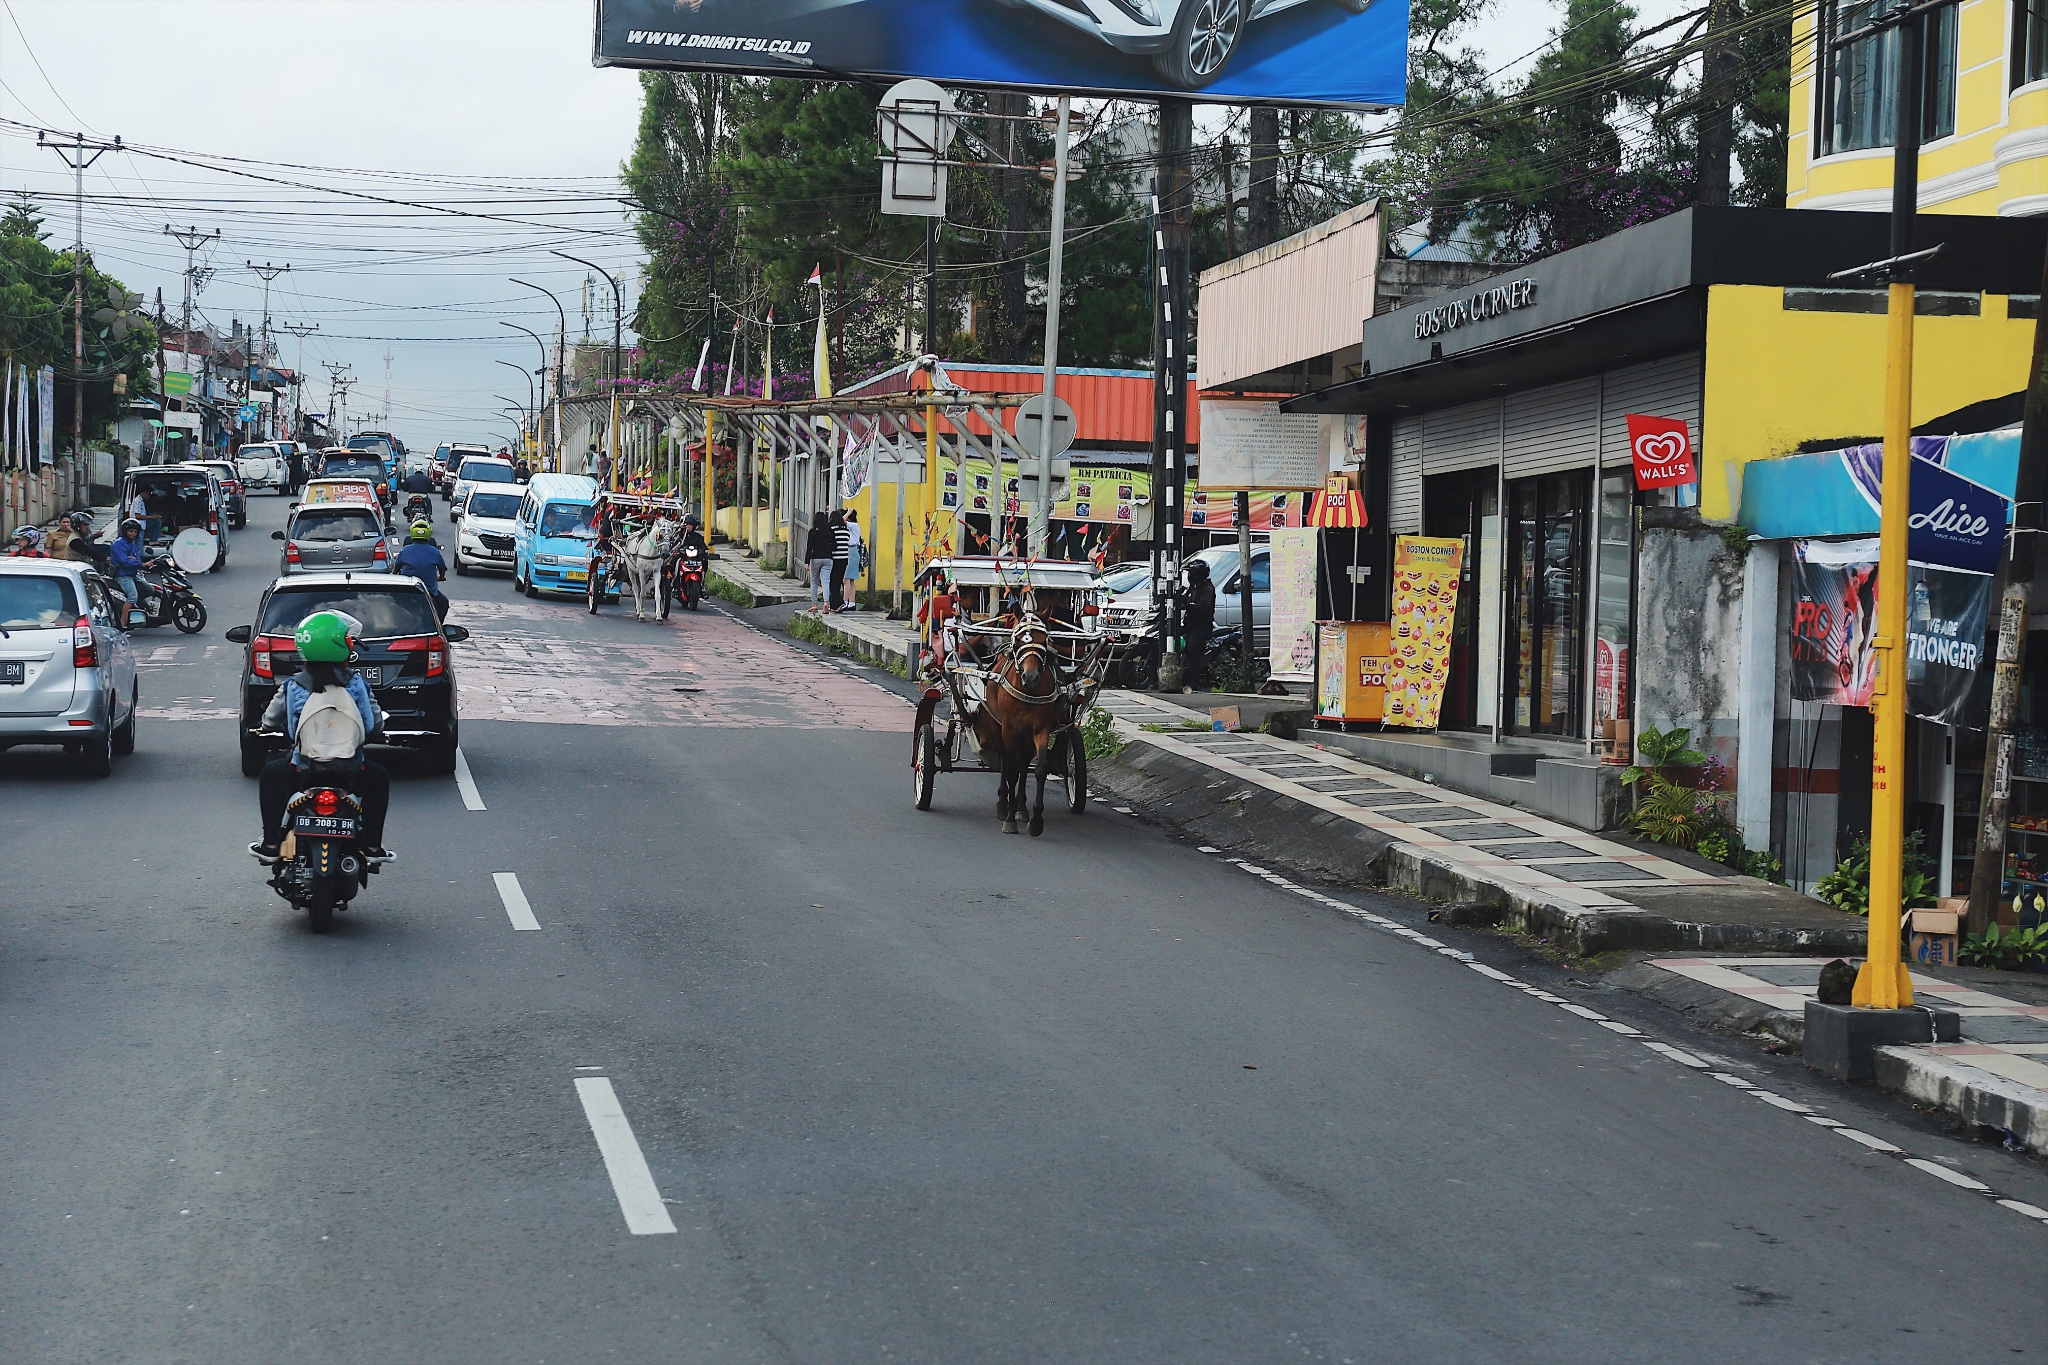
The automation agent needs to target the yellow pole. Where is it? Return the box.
[1854,281,1917,1010]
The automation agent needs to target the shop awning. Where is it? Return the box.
[1738,428,2019,539]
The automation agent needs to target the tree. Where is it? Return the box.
[0,210,156,443]
[0,191,47,243]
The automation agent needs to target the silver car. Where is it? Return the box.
[275,504,392,576]
[0,559,139,775]
[996,0,1370,88]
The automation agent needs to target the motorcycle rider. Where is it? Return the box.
[252,610,390,861]
[393,517,450,620]
[108,518,146,627]
[1181,558,1216,691]
[7,525,49,557]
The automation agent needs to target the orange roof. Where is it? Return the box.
[843,362,1217,446]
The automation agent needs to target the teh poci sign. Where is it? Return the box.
[1626,414,1697,490]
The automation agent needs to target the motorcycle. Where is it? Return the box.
[252,777,388,933]
[126,555,208,634]
[676,544,706,611]
[401,492,433,525]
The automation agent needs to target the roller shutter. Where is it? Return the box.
[1503,375,1601,479]
[1420,397,1503,475]
[1600,352,1702,459]
[1389,415,1424,534]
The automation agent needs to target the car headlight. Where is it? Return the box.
[536,554,558,566]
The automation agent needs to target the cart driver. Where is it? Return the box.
[917,570,958,675]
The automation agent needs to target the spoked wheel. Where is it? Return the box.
[1064,731,1088,813]
[913,723,937,811]
[174,597,207,634]
[659,569,672,620]
[586,569,601,615]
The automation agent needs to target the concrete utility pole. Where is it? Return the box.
[1237,110,1283,687]
[39,130,120,473]
[1028,95,1071,560]
[325,362,355,440]
[277,321,318,441]
[1152,99,1195,692]
[165,225,220,426]
[247,263,289,439]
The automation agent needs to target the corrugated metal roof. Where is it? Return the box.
[840,361,1209,445]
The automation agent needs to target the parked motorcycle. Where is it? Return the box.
[127,555,208,634]
[252,779,387,933]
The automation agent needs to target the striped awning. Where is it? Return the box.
[1308,487,1368,528]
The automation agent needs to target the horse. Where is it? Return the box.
[618,517,680,621]
[981,613,1070,837]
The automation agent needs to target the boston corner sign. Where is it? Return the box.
[1412,278,1538,340]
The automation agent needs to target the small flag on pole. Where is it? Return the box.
[806,263,823,288]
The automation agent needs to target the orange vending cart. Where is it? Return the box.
[1314,621,1389,725]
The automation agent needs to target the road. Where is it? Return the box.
[3,490,2044,1364]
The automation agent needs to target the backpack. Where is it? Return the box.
[296,683,365,763]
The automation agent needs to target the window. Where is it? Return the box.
[1249,555,1271,592]
[0,574,75,629]
[2019,0,2048,87]
[261,587,439,638]
[466,492,524,520]
[540,503,595,537]
[1819,0,1958,154]
[289,510,382,543]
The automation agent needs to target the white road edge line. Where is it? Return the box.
[1906,1157,1991,1191]
[453,748,487,811]
[493,872,540,932]
[573,1077,677,1236]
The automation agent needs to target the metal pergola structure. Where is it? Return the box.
[557,390,1057,608]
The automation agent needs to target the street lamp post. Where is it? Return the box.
[493,362,535,458]
[501,322,549,464]
[554,252,622,487]
[510,279,567,470]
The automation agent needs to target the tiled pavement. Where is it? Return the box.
[1094,689,1727,910]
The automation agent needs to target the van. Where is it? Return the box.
[118,464,231,571]
[512,472,600,598]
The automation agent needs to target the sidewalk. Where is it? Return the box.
[707,549,807,607]
[1093,689,1868,958]
[1639,956,2048,1152]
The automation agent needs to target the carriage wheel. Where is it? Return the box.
[586,568,601,615]
[659,567,673,620]
[913,723,937,811]
[1064,732,1088,813]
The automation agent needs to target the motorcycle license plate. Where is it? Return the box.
[293,813,359,838]
[0,661,22,685]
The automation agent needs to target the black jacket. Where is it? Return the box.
[804,526,831,561]
[1183,578,1217,636]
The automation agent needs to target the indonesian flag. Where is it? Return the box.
[806,263,823,288]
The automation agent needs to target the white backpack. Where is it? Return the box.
[297,683,365,762]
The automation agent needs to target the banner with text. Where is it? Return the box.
[1788,537,1993,725]
[1384,536,1465,729]
[1266,527,1319,683]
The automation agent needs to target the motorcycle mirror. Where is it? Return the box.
[224,625,252,643]
[442,624,470,643]
[271,530,285,541]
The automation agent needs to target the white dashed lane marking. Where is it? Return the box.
[573,1077,676,1236]
[453,747,486,810]
[493,872,539,932]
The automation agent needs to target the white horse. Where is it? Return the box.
[619,518,680,621]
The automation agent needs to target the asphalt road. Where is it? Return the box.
[4,491,2045,1363]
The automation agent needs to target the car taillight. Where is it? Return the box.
[388,635,445,677]
[253,634,293,679]
[209,513,219,533]
[313,789,340,817]
[285,543,300,564]
[72,615,96,668]
[373,539,388,562]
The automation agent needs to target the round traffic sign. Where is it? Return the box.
[1014,393,1076,460]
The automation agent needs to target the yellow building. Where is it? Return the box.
[1789,0,2048,214]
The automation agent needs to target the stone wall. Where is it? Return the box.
[1636,507,1748,775]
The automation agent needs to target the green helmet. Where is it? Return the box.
[294,610,361,663]
[409,518,434,541]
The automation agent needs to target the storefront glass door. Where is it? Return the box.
[1507,471,1590,735]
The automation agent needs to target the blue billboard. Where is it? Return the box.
[593,0,1410,109]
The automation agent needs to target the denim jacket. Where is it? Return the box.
[261,671,382,768]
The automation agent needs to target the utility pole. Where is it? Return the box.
[382,348,393,431]
[164,225,220,430]
[278,321,318,442]
[325,362,355,441]
[555,252,623,484]
[246,263,288,440]
[1152,99,1195,692]
[39,129,120,480]
[1028,96,1071,560]
[1238,111,1283,687]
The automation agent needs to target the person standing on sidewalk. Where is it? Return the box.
[804,511,833,607]
[840,509,864,612]
[828,509,850,613]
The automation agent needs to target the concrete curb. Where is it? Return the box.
[798,613,914,674]
[708,566,805,608]
[1605,961,1806,1048]
[1874,1046,2048,1151]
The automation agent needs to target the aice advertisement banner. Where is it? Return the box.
[1384,536,1463,729]
[594,0,1410,107]
[1788,538,1993,726]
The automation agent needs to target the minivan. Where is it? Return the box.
[512,472,600,598]
[275,501,391,575]
[0,559,139,775]
[118,464,230,570]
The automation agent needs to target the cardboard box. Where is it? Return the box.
[1911,908,1961,935]
[1911,931,1960,966]
[1208,705,1242,733]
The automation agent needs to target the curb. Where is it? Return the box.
[1874,1046,2048,1152]
[1605,960,1806,1048]
[707,569,805,609]
[793,614,913,674]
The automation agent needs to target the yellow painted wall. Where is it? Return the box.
[1788,1,2048,214]
[838,471,946,592]
[1700,284,2033,520]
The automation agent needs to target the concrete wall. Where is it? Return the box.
[1636,508,1748,781]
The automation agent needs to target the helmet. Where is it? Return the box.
[409,518,434,541]
[294,610,361,664]
[683,512,700,529]
[68,511,91,532]
[12,525,40,547]
[120,518,141,536]
[1185,559,1210,581]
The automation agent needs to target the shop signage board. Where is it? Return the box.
[1198,400,1323,491]
[1315,621,1389,723]
[591,0,1410,109]
[1266,527,1319,682]
[163,370,193,397]
[1384,536,1464,729]
[1907,457,2005,575]
[1789,537,1993,725]
[1625,413,1696,490]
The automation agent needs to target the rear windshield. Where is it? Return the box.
[466,491,523,520]
[464,462,516,484]
[290,510,383,543]
[134,475,211,500]
[0,574,78,630]
[322,455,384,478]
[260,586,439,639]
[540,502,595,538]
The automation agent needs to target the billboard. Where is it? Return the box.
[594,0,1410,108]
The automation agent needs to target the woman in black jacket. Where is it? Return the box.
[805,511,833,606]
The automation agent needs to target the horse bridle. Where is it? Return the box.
[994,614,1059,705]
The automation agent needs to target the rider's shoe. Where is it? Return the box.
[249,842,280,864]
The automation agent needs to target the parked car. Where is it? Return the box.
[995,0,1368,88]
[0,558,139,775]
[450,455,518,522]
[274,502,391,575]
[226,572,469,777]
[1102,542,1270,687]
[454,485,523,575]
[117,464,231,570]
[236,442,291,494]
[512,472,600,597]
[192,458,249,529]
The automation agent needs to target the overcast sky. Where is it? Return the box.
[1,0,1675,453]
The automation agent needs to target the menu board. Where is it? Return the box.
[1383,536,1465,729]
[1198,400,1323,491]
[1266,527,1319,682]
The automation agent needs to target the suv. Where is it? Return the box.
[449,455,517,522]
[454,484,523,575]
[274,502,391,575]
[118,464,231,570]
[0,559,139,775]
[1101,542,1271,688]
[236,442,291,494]
[192,458,249,529]
[226,572,469,776]
[437,442,491,496]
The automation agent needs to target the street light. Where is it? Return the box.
[493,361,535,457]
[510,279,567,461]
[555,251,624,488]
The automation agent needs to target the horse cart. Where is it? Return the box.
[585,490,687,620]
[910,557,1121,831]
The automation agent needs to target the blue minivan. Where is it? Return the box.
[512,472,602,598]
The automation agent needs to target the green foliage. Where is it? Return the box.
[0,211,155,445]
[1959,922,2048,969]
[706,572,753,608]
[1816,833,1938,917]
[786,611,831,646]
[1081,706,1124,760]
[1720,524,1752,556]
[1736,848,1784,883]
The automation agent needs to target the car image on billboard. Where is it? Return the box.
[594,0,1407,108]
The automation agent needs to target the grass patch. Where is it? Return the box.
[707,572,754,608]
[787,612,832,646]
[1139,720,1213,733]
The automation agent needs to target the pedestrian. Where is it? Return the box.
[840,509,863,611]
[1181,558,1216,692]
[593,444,612,489]
[286,445,305,494]
[804,511,833,607]
[828,509,850,613]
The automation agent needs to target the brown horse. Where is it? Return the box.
[981,613,1069,836]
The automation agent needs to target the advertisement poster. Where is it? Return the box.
[1185,486,1302,529]
[1384,536,1465,729]
[1789,538,1994,725]
[1054,465,1145,524]
[1197,400,1325,489]
[36,364,53,468]
[594,0,1411,108]
[1266,527,1318,682]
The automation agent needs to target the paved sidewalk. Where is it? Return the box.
[1094,689,1866,956]
[708,550,808,606]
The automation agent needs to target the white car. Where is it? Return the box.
[454,484,522,575]
[236,442,291,493]
[997,0,1370,88]
[449,456,518,523]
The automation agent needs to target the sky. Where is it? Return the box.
[0,0,1685,454]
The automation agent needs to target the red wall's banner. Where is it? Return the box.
[1626,413,1697,490]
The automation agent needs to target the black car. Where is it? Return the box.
[315,450,393,505]
[225,572,468,777]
